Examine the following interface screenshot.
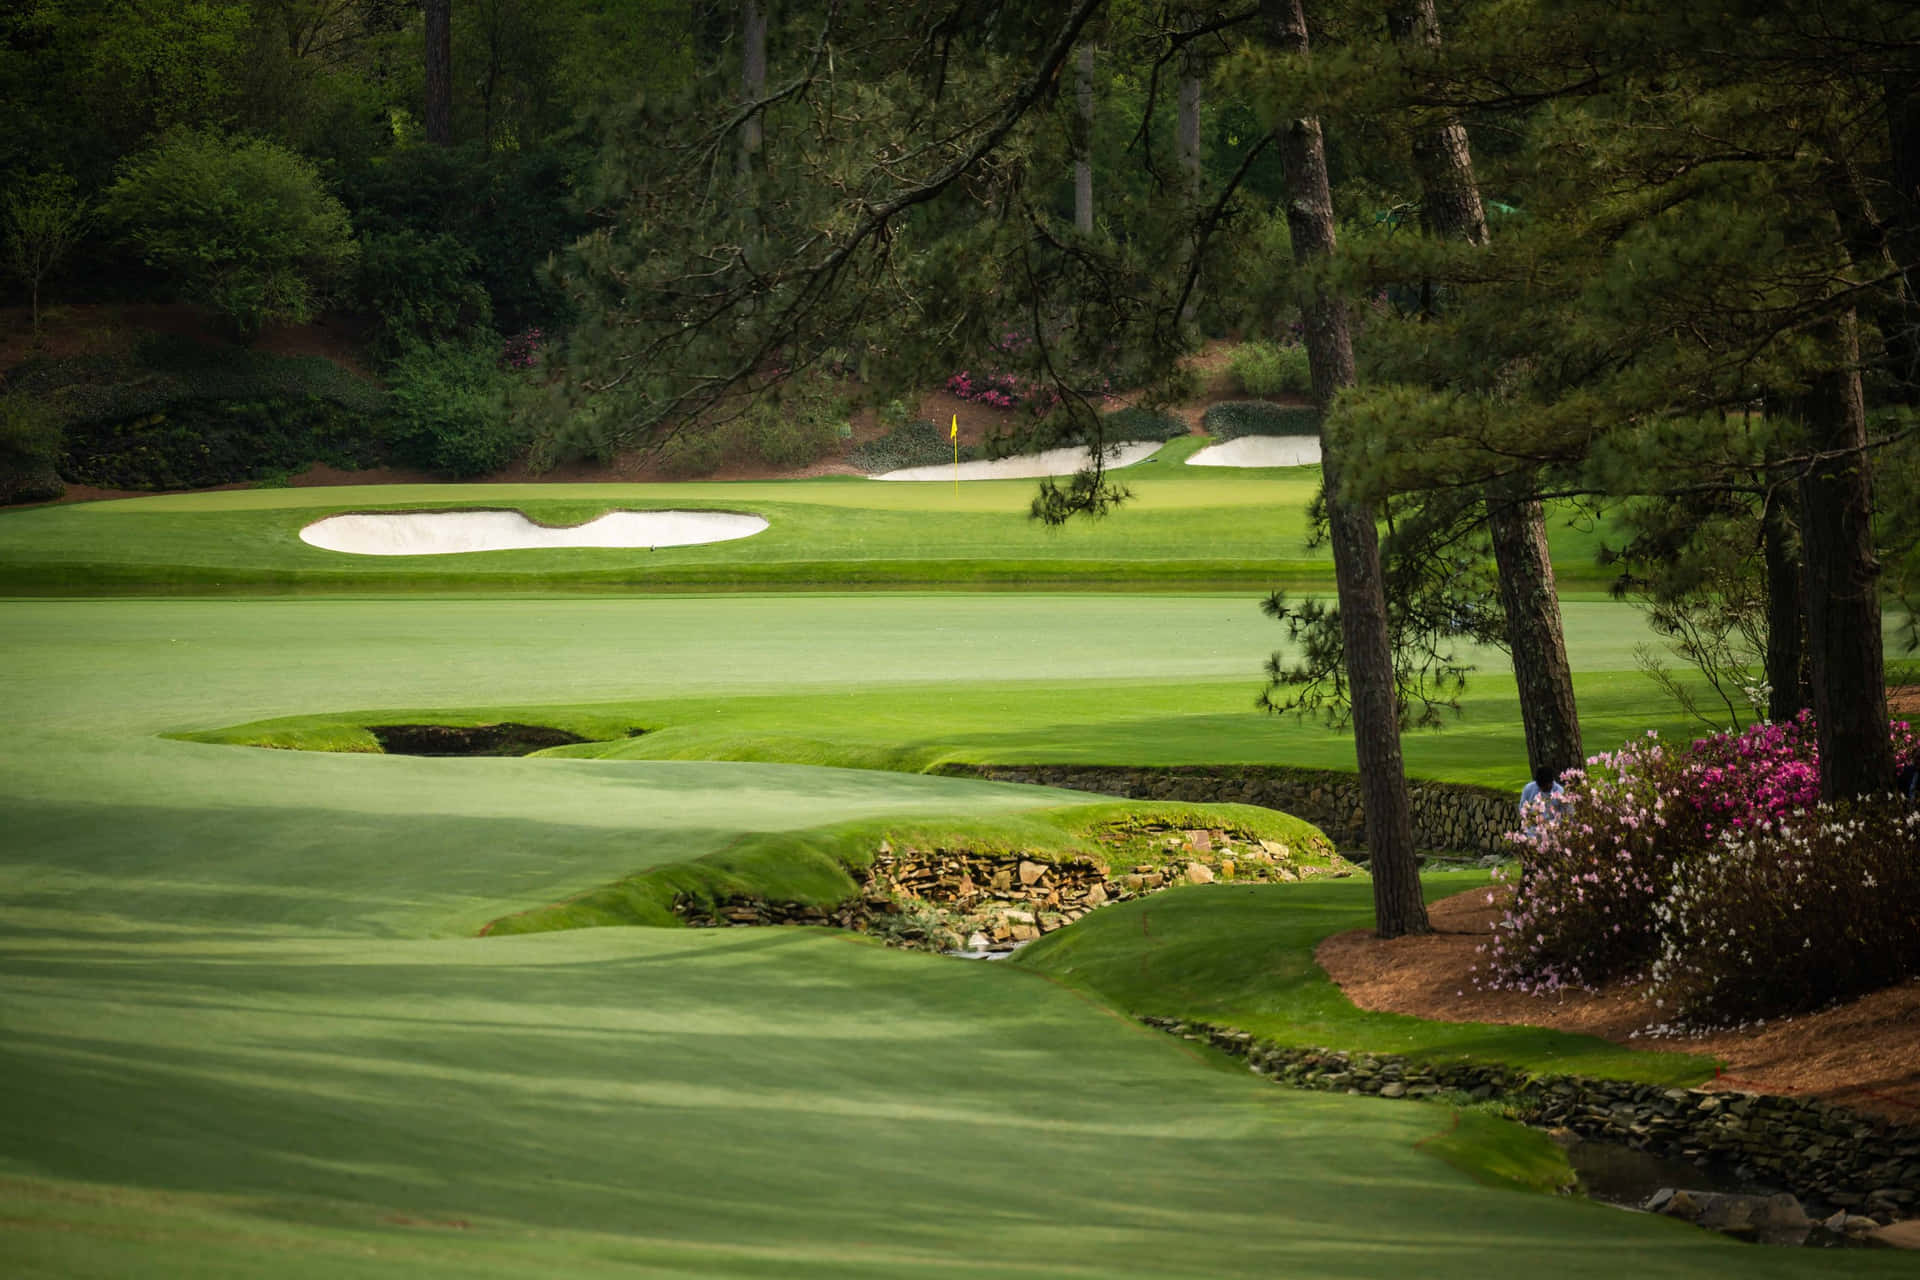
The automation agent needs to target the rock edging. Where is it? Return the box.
[1144,1017,1920,1225]
[674,834,1353,952]
[940,764,1516,854]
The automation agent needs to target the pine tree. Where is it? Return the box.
[1262,0,1426,937]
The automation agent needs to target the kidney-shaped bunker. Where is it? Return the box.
[300,509,769,556]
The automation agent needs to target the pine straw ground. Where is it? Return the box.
[1318,886,1920,1124]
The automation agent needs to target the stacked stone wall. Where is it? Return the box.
[1150,1018,1919,1224]
[943,764,1517,853]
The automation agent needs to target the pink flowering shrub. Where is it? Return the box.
[500,327,545,370]
[1486,733,1702,992]
[944,329,1119,413]
[1647,803,1920,1022]
[1680,711,1821,839]
[946,368,1029,409]
[1487,714,1920,999]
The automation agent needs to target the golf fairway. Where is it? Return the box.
[0,591,1905,1276]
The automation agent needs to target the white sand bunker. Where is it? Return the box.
[1186,436,1322,468]
[299,509,769,556]
[872,441,1163,482]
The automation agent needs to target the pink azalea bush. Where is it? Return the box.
[944,329,1118,413]
[1487,713,1920,1007]
[946,368,1029,409]
[1486,732,1701,992]
[499,327,545,370]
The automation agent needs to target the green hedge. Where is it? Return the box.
[62,398,384,490]
[5,336,390,489]
[0,392,64,504]
[1225,341,1312,396]
[1201,400,1322,440]
[849,419,979,473]
[1098,406,1191,443]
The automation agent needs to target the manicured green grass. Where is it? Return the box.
[0,467,1621,593]
[4,555,1899,1275]
[1016,874,1714,1085]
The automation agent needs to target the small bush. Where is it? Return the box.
[1099,406,1190,443]
[15,337,389,490]
[336,141,587,333]
[653,427,728,477]
[61,397,380,490]
[103,130,358,337]
[356,229,491,363]
[849,419,978,473]
[0,392,64,503]
[1227,341,1312,396]
[653,378,850,477]
[384,339,527,477]
[741,377,849,469]
[1485,733,1699,992]
[1647,804,1920,1023]
[1201,400,1322,440]
[1489,714,1920,1001]
[946,368,1029,410]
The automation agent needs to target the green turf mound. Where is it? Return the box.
[481,801,1342,941]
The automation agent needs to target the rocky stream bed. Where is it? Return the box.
[672,823,1352,951]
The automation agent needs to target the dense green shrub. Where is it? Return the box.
[652,426,728,477]
[62,396,381,490]
[1201,400,1323,440]
[384,338,527,477]
[654,380,851,477]
[356,230,492,363]
[1647,803,1920,1023]
[0,392,64,503]
[740,378,851,468]
[849,419,977,473]
[2,169,89,332]
[17,335,385,419]
[1226,341,1312,396]
[10,336,389,489]
[102,130,358,337]
[336,142,588,333]
[1098,406,1190,443]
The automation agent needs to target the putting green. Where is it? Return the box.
[2,592,1902,1276]
[151,594,1768,787]
[0,467,1619,592]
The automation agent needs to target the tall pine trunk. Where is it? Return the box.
[423,0,452,146]
[1487,481,1582,775]
[1762,485,1809,723]
[1389,0,1583,784]
[1073,44,1094,235]
[1176,22,1203,326]
[741,0,767,178]
[1798,311,1894,799]
[1266,0,1426,938]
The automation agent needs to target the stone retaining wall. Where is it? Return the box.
[1149,1017,1920,1223]
[676,838,1353,952]
[942,764,1517,853]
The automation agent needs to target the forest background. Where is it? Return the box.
[3,0,1920,938]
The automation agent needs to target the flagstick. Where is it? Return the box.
[951,413,959,496]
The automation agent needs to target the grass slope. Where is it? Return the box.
[1016,874,1712,1085]
[3,594,1900,1276]
[149,592,1716,790]
[482,800,1339,934]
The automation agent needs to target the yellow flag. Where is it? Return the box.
[950,414,958,440]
